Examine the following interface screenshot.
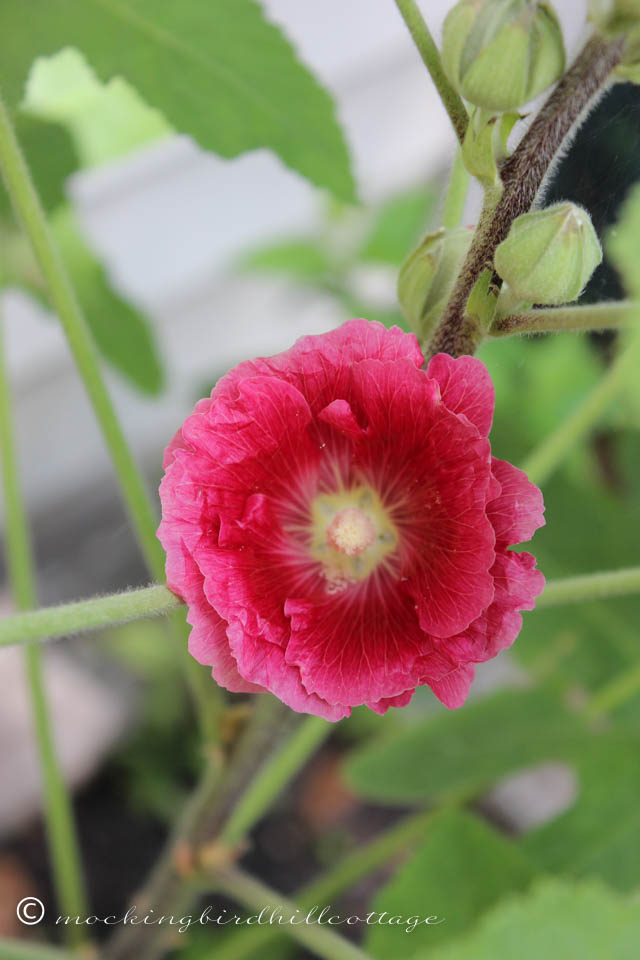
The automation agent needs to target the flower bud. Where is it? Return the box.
[442,0,566,112]
[589,0,640,28]
[494,203,602,305]
[398,227,473,338]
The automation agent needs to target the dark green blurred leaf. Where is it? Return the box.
[366,809,536,958]
[521,736,640,892]
[0,111,78,218]
[242,239,332,280]
[421,878,640,960]
[0,0,355,201]
[345,689,587,804]
[360,187,437,266]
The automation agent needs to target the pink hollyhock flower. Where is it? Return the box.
[158,319,544,722]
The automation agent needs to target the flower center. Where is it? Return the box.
[326,508,376,556]
[309,486,397,586]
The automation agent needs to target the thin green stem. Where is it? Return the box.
[0,318,88,943]
[0,90,218,743]
[213,865,375,960]
[219,716,330,847]
[442,147,469,229]
[522,329,639,485]
[490,301,634,337]
[213,811,433,960]
[0,584,182,647]
[394,0,468,144]
[537,568,640,609]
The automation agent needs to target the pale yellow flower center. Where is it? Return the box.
[309,486,397,587]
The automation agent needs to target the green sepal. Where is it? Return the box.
[462,108,519,188]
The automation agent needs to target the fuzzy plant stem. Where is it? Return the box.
[428,33,625,357]
[0,317,88,943]
[489,301,634,337]
[394,0,468,143]
[0,89,218,743]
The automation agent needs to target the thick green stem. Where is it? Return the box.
[0,584,182,646]
[219,716,330,847]
[213,866,375,960]
[213,811,433,960]
[0,318,88,942]
[394,0,468,144]
[490,301,634,337]
[442,146,469,229]
[537,568,640,609]
[0,89,217,743]
[522,330,638,485]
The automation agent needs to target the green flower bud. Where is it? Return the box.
[494,203,603,305]
[442,0,566,112]
[398,227,473,338]
[589,0,640,28]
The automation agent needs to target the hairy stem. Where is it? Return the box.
[522,328,638,485]
[0,318,88,941]
[429,34,624,357]
[213,866,375,960]
[394,0,468,143]
[490,300,634,337]
[537,567,640,609]
[0,584,182,646]
[442,146,469,229]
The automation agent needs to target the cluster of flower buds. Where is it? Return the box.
[397,226,473,337]
[442,0,565,112]
[494,203,603,305]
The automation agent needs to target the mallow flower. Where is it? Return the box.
[158,320,544,722]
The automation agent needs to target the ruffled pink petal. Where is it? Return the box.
[284,590,456,706]
[366,689,415,715]
[165,537,262,694]
[212,319,424,417]
[163,398,213,470]
[318,398,365,439]
[427,663,476,708]
[442,550,545,664]
[427,353,495,436]
[488,458,546,546]
[226,621,348,722]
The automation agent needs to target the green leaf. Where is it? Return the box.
[0,0,355,201]
[23,48,169,168]
[51,208,165,394]
[608,182,640,298]
[422,878,640,960]
[521,735,640,892]
[366,810,536,958]
[0,111,78,218]
[360,187,437,266]
[345,689,587,804]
